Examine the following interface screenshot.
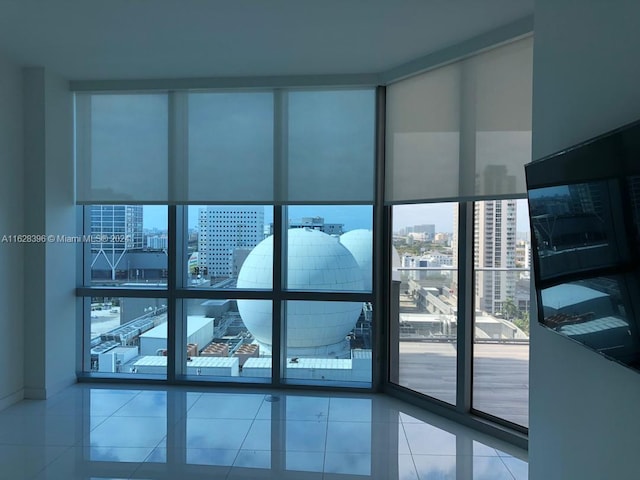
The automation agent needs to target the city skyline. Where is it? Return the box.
[142,205,376,232]
[142,202,531,234]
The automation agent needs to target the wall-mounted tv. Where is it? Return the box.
[525,120,640,372]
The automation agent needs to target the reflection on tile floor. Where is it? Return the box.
[0,385,528,479]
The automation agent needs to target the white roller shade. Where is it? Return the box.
[286,90,376,204]
[385,37,533,204]
[76,89,376,205]
[385,64,461,202]
[76,93,168,204]
[186,92,274,203]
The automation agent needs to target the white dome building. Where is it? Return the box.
[339,229,402,292]
[339,229,373,291]
[237,228,364,358]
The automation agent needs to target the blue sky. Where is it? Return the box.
[143,205,376,232]
[143,200,530,234]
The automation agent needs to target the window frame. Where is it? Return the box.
[383,199,530,444]
[73,70,533,447]
[78,204,376,388]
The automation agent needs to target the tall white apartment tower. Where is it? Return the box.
[474,199,517,315]
[198,206,265,278]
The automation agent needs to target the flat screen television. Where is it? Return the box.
[525,120,640,372]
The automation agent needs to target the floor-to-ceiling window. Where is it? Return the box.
[390,202,459,405]
[76,88,377,388]
[472,198,530,427]
[73,34,533,440]
[385,36,533,431]
[387,198,531,429]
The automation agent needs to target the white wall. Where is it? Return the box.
[23,67,76,399]
[0,51,25,410]
[530,2,640,479]
[22,68,46,398]
[44,71,76,395]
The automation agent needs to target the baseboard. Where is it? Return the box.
[24,375,77,400]
[45,375,77,398]
[0,388,25,411]
[23,386,47,400]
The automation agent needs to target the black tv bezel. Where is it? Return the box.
[525,119,640,371]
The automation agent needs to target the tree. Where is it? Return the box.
[501,297,519,322]
[501,297,530,335]
[513,312,530,335]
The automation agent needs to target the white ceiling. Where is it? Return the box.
[0,0,533,81]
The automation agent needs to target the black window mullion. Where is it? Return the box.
[272,89,286,386]
[167,204,179,382]
[272,205,284,387]
[456,202,474,413]
[373,85,386,392]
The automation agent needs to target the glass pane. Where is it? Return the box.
[284,301,372,384]
[188,205,271,289]
[390,203,458,405]
[285,206,373,292]
[89,205,167,287]
[473,199,530,427]
[88,297,167,377]
[183,298,272,380]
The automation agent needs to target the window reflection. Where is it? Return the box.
[541,278,636,362]
[79,388,526,479]
[529,181,623,281]
[529,179,640,372]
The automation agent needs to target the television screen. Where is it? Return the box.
[525,121,640,371]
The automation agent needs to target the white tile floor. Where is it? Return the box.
[0,384,528,480]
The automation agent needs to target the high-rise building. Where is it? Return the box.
[91,205,144,280]
[629,177,640,240]
[413,224,436,239]
[568,183,604,215]
[473,199,517,315]
[146,235,168,250]
[515,239,532,271]
[265,216,344,236]
[198,206,265,278]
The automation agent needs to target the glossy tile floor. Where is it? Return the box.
[0,384,528,480]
